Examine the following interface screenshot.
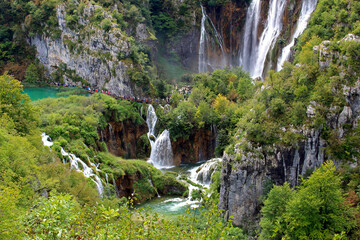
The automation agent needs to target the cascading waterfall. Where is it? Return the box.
[253,0,286,78]
[238,0,261,73]
[41,133,53,147]
[277,0,318,70]
[146,104,157,148]
[149,130,174,168]
[146,105,174,168]
[189,158,222,186]
[198,5,227,73]
[41,133,104,196]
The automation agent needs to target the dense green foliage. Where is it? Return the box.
[0,73,247,239]
[156,67,255,156]
[260,162,355,239]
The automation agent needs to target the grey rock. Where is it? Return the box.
[219,70,360,230]
[29,4,135,96]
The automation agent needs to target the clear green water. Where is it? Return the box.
[23,87,60,101]
[23,87,90,101]
[138,162,205,217]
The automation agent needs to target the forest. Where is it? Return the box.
[1,0,360,239]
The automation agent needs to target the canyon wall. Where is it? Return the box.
[30,3,153,96]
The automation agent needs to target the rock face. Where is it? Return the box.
[114,169,186,203]
[172,128,217,165]
[100,120,148,159]
[219,74,360,230]
[29,4,151,96]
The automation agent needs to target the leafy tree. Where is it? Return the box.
[259,183,293,240]
[260,162,355,239]
[0,73,39,134]
[284,161,355,239]
[24,63,40,83]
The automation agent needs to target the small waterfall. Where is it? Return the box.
[198,5,227,73]
[113,177,120,197]
[253,0,286,78]
[189,158,222,186]
[41,133,53,147]
[239,0,261,73]
[108,123,115,140]
[149,130,174,168]
[100,130,104,142]
[147,105,174,169]
[277,0,318,70]
[42,133,104,196]
[146,104,158,145]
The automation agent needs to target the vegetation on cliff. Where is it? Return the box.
[0,73,247,239]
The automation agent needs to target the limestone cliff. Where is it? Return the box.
[218,36,360,230]
[29,3,153,96]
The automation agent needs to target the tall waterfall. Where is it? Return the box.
[199,5,207,73]
[238,0,261,73]
[253,0,286,78]
[41,133,104,196]
[277,0,318,70]
[146,105,174,168]
[198,5,227,73]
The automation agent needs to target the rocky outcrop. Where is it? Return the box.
[101,120,149,159]
[219,128,326,229]
[172,127,217,165]
[29,3,152,96]
[219,73,360,230]
[114,169,186,203]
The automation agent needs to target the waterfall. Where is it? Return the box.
[108,123,115,140]
[198,5,227,73]
[277,0,318,70]
[41,133,53,147]
[41,133,104,196]
[149,130,174,168]
[239,0,261,73]
[100,130,104,142]
[253,0,286,78]
[189,158,222,186]
[198,5,207,73]
[113,177,120,196]
[146,104,158,144]
[146,105,174,168]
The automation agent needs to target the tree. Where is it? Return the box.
[0,73,39,134]
[24,63,40,83]
[284,161,355,239]
[259,183,293,240]
[260,161,355,239]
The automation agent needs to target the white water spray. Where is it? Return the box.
[198,5,227,73]
[146,105,174,168]
[253,0,286,78]
[41,133,104,196]
[239,0,261,73]
[277,0,318,70]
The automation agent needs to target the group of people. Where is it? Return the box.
[51,82,173,104]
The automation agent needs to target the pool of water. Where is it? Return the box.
[139,196,198,216]
[23,87,90,101]
[23,87,60,101]
[138,162,208,217]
